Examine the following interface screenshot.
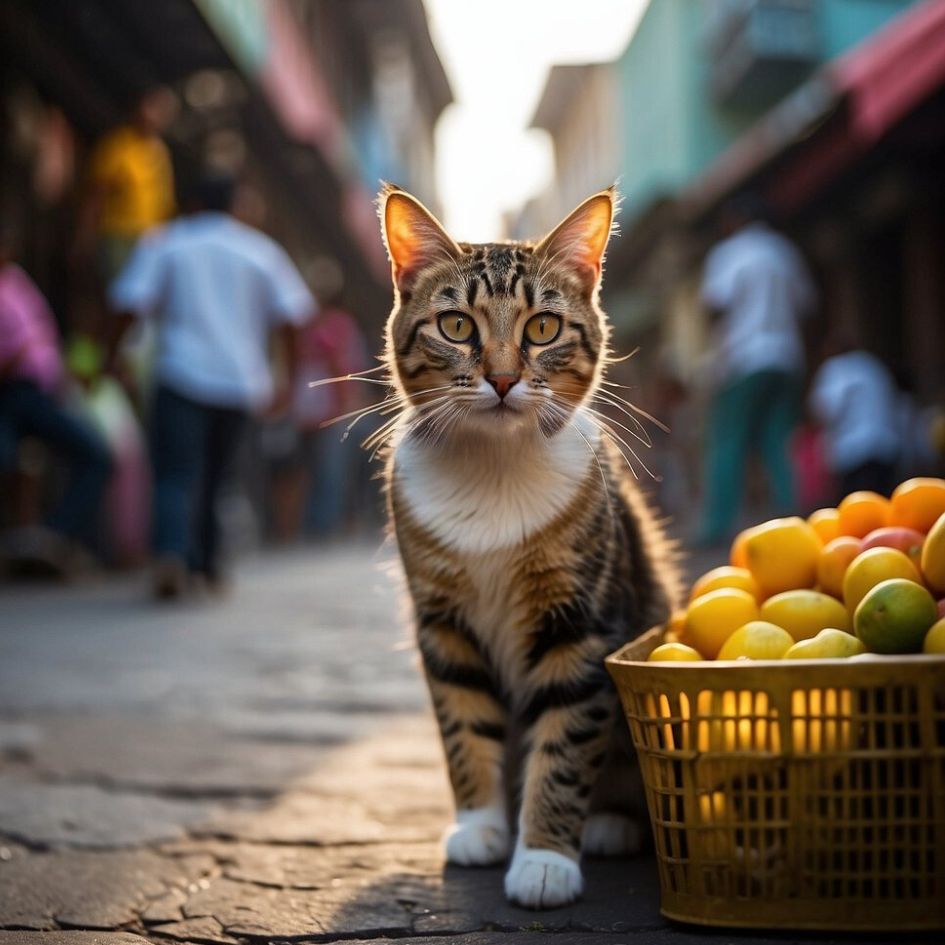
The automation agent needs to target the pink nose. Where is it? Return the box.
[487,374,519,399]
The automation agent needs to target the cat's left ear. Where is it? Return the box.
[536,187,616,292]
[380,185,461,294]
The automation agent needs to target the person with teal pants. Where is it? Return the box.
[697,196,816,545]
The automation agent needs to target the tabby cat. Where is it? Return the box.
[377,184,681,908]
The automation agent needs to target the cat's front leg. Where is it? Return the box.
[505,661,615,908]
[418,613,510,866]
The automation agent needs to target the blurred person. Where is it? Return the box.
[76,86,177,283]
[106,175,314,598]
[0,226,112,572]
[66,335,151,566]
[697,194,817,544]
[294,279,369,538]
[893,369,939,479]
[809,335,900,497]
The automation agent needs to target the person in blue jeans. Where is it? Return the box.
[107,176,313,598]
[0,237,112,570]
[698,196,817,545]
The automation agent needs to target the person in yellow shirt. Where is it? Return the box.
[79,87,178,282]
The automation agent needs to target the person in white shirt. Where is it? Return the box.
[697,195,816,543]
[107,175,314,597]
[809,335,900,497]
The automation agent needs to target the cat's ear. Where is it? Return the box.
[536,188,616,291]
[380,185,460,294]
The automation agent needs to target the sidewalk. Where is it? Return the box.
[0,545,900,944]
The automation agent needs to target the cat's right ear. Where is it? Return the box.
[379,186,460,294]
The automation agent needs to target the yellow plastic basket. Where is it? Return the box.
[606,627,945,931]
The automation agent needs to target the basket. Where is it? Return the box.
[605,626,945,931]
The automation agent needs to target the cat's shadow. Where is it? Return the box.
[325,854,664,936]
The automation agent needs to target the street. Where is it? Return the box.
[0,544,909,944]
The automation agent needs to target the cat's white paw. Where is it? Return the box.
[582,813,643,856]
[443,807,510,866]
[504,846,583,909]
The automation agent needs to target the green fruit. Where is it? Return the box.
[854,578,938,654]
[783,628,866,659]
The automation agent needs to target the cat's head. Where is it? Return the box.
[379,184,615,440]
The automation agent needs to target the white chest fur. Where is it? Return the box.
[393,412,598,555]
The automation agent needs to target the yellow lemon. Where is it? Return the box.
[689,566,761,603]
[920,511,945,594]
[744,517,822,597]
[664,609,688,644]
[759,589,850,641]
[923,618,945,654]
[717,620,794,660]
[783,628,866,659]
[843,546,921,612]
[648,642,704,662]
[854,578,937,654]
[684,587,759,659]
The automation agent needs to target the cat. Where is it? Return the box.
[376,183,681,908]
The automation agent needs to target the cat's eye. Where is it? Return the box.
[524,313,561,345]
[438,311,475,343]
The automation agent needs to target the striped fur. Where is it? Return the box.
[378,186,681,908]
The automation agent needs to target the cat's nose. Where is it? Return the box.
[487,374,519,399]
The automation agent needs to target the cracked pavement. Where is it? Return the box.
[0,544,925,944]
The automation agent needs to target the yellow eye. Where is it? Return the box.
[438,311,474,343]
[524,313,561,345]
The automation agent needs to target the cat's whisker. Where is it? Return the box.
[308,374,393,389]
[337,384,454,431]
[579,409,661,482]
[584,400,654,448]
[358,390,451,452]
[592,387,670,433]
[589,388,668,436]
[542,399,614,512]
[544,390,652,481]
[602,346,640,366]
[325,395,402,431]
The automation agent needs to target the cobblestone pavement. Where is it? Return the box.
[0,543,926,945]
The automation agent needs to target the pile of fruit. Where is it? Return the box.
[651,477,945,662]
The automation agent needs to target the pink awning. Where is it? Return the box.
[685,0,945,217]
[833,0,945,143]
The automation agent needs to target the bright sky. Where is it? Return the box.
[422,0,649,242]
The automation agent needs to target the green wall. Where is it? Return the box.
[819,0,915,58]
[614,0,916,225]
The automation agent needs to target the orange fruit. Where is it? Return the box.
[648,642,704,662]
[889,477,945,533]
[744,516,822,597]
[842,546,922,612]
[689,566,761,603]
[717,621,794,660]
[817,536,862,599]
[808,508,841,544]
[759,589,851,640]
[854,578,937,654]
[837,491,890,538]
[684,587,759,659]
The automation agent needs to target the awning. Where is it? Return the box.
[682,0,945,218]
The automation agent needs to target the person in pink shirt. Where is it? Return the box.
[0,230,111,561]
